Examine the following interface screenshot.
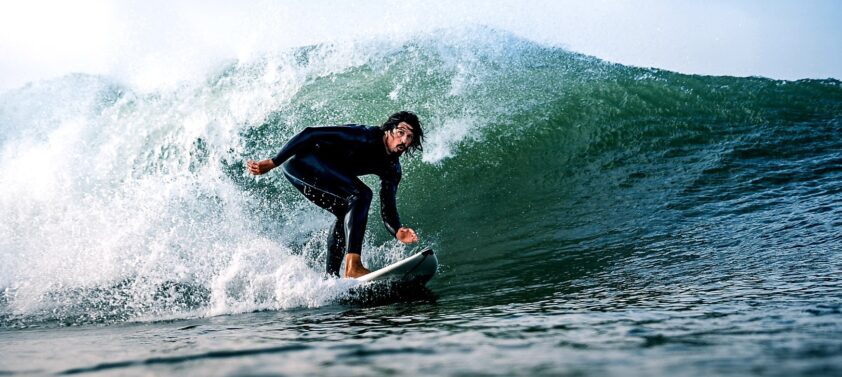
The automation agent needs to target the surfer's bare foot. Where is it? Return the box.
[344,253,370,278]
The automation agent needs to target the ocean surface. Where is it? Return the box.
[1,27,841,376]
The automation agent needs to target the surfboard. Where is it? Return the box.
[355,248,437,285]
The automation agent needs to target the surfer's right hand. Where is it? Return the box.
[247,159,276,175]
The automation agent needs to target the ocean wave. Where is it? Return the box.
[1,27,840,326]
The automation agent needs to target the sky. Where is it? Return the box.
[0,0,840,93]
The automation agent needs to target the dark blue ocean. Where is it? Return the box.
[1,28,841,376]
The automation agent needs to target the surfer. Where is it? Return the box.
[247,111,423,278]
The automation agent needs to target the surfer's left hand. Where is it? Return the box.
[396,227,419,244]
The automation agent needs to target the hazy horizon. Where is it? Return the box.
[1,0,840,93]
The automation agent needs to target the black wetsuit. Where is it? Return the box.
[271,125,402,276]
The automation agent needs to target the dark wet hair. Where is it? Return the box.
[380,110,424,155]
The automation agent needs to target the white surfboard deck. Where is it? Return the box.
[355,248,437,285]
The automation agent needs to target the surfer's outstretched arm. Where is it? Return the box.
[248,126,366,176]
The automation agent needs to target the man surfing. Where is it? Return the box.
[247,111,424,278]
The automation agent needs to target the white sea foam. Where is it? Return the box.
[422,116,481,164]
[0,48,373,322]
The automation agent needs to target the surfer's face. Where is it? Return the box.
[385,122,415,155]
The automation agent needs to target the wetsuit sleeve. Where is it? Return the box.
[270,126,359,166]
[379,174,402,237]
